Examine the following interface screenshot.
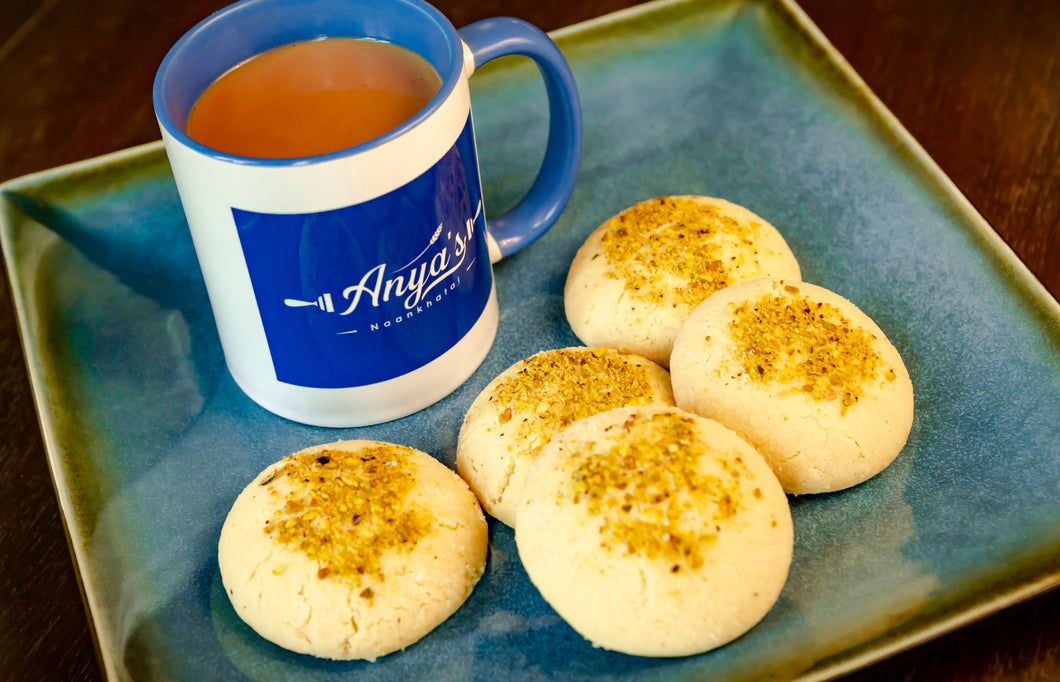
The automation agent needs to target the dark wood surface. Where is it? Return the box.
[1,0,1056,680]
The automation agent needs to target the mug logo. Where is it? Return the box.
[232,119,492,389]
[283,201,482,325]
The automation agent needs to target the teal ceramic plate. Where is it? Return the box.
[3,0,1059,679]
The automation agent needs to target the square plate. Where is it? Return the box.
[3,0,1059,679]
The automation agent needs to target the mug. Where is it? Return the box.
[153,0,581,427]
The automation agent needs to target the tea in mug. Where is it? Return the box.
[186,37,442,158]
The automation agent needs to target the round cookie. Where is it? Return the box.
[457,346,674,527]
[670,277,915,495]
[564,196,801,367]
[218,440,488,661]
[515,404,792,657]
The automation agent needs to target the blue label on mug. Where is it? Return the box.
[233,119,492,388]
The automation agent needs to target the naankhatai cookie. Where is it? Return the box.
[515,404,792,657]
[564,196,801,366]
[457,346,674,527]
[218,440,488,661]
[670,278,914,495]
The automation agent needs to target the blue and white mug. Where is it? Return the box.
[153,0,581,427]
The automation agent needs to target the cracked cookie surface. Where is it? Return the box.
[670,277,915,494]
[218,440,487,661]
[515,404,792,657]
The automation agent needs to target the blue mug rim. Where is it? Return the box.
[152,0,465,167]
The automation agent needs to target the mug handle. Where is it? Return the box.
[458,18,582,263]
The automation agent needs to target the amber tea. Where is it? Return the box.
[186,37,442,158]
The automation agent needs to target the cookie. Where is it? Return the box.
[515,404,792,657]
[456,346,674,527]
[670,277,915,494]
[218,440,488,661]
[564,196,801,366]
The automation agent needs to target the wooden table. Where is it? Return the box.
[1,0,1056,679]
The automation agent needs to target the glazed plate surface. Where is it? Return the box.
[2,0,1059,679]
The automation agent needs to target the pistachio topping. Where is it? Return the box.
[262,446,433,587]
[599,197,770,306]
[568,411,748,571]
[727,287,885,413]
[491,348,660,452]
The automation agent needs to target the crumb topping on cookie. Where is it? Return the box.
[568,410,748,572]
[262,446,433,586]
[490,347,661,450]
[598,196,769,306]
[727,285,889,413]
